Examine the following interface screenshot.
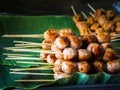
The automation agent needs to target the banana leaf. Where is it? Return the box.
[0,15,120,89]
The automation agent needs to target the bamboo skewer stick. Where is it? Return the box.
[6,57,42,60]
[2,34,44,38]
[3,53,36,57]
[89,12,94,17]
[81,11,88,20]
[71,5,77,15]
[4,48,60,54]
[15,79,55,82]
[10,67,53,71]
[87,3,96,12]
[10,72,54,75]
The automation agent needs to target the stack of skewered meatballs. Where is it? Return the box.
[40,28,120,80]
[73,9,120,39]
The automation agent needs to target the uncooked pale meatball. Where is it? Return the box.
[97,32,111,43]
[44,29,59,42]
[54,36,70,49]
[54,73,71,80]
[78,49,92,61]
[107,60,120,74]
[46,54,56,64]
[103,48,118,61]
[77,61,91,74]
[68,34,83,49]
[62,61,77,74]
[87,43,105,58]
[53,59,63,74]
[93,60,106,72]
[101,42,113,49]
[63,47,77,60]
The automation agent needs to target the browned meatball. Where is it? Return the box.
[77,61,91,74]
[73,15,83,24]
[113,16,120,23]
[103,48,118,61]
[59,28,75,37]
[101,42,113,49]
[86,17,94,25]
[93,60,106,72]
[102,21,115,32]
[97,32,111,43]
[46,54,56,64]
[63,47,77,60]
[62,61,77,74]
[95,28,104,34]
[83,34,98,45]
[40,53,48,61]
[90,23,100,31]
[44,29,59,42]
[78,49,92,61]
[94,9,105,21]
[53,59,63,74]
[107,60,120,74]
[106,10,116,20]
[68,34,83,49]
[76,21,90,36]
[54,36,70,49]
[98,15,107,26]
[54,73,71,80]
[87,43,105,58]
[51,45,63,59]
[42,40,52,50]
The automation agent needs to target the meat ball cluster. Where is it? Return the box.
[40,29,120,80]
[73,9,120,40]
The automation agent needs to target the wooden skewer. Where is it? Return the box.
[111,38,120,42]
[81,11,88,19]
[16,61,53,65]
[89,12,94,17]
[4,48,60,54]
[15,79,55,82]
[87,3,96,12]
[10,67,53,71]
[6,57,43,60]
[3,53,36,57]
[13,40,35,44]
[71,5,77,15]
[10,72,54,75]
[2,34,44,38]
[4,46,40,49]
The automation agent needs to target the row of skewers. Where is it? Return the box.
[2,4,120,83]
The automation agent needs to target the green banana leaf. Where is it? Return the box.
[0,15,120,89]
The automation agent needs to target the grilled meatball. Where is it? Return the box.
[54,73,71,80]
[54,36,70,49]
[93,60,106,72]
[42,40,52,50]
[68,35,83,49]
[107,60,120,74]
[76,21,90,36]
[59,28,75,37]
[103,48,118,61]
[78,49,92,61]
[87,43,105,58]
[63,47,77,60]
[86,17,94,25]
[77,61,91,74]
[44,29,59,42]
[83,34,98,46]
[97,32,111,43]
[106,10,116,20]
[73,15,83,24]
[46,54,56,64]
[98,15,107,26]
[53,59,63,74]
[40,53,48,61]
[101,42,113,49]
[94,9,105,21]
[62,61,77,74]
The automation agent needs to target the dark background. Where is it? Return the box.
[0,0,120,15]
[0,0,120,90]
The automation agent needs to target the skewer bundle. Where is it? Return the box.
[71,4,120,40]
[3,28,120,82]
